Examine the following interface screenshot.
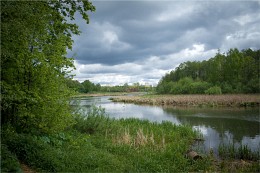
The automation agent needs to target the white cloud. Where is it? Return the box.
[156,3,196,22]
[103,31,118,44]
[143,44,217,70]
[72,44,217,86]
[102,30,132,52]
[222,28,260,51]
[233,12,260,26]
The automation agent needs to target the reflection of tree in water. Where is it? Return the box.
[163,107,260,142]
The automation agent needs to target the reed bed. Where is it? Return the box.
[111,94,260,107]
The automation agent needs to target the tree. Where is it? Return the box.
[82,80,94,93]
[66,78,85,93]
[156,49,260,94]
[1,1,95,133]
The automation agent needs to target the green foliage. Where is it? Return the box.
[218,143,259,161]
[158,77,212,94]
[96,82,155,93]
[81,80,101,93]
[66,78,85,93]
[205,86,222,95]
[2,107,258,172]
[73,105,110,134]
[1,144,22,173]
[2,108,211,172]
[190,81,212,94]
[157,48,260,94]
[171,77,193,94]
[1,1,95,133]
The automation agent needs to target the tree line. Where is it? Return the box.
[156,48,260,94]
[66,79,154,93]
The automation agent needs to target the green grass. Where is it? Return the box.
[2,106,212,172]
[218,142,259,161]
[1,106,259,172]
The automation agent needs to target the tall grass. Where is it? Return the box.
[2,105,259,172]
[2,105,212,172]
[217,142,260,172]
[218,142,260,161]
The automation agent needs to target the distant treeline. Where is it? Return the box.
[157,48,260,94]
[66,79,101,93]
[66,80,154,93]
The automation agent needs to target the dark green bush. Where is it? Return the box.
[190,81,212,94]
[205,86,222,95]
[1,144,22,173]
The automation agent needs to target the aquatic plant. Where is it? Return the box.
[218,142,259,161]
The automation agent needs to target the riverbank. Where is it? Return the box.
[1,108,205,172]
[2,106,259,172]
[111,94,260,107]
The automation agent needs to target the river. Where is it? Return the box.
[71,95,260,154]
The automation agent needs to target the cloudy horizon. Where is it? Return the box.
[68,1,260,86]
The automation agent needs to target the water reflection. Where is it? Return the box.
[72,96,260,153]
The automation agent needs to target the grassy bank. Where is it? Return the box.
[1,107,206,172]
[1,106,259,172]
[111,94,260,107]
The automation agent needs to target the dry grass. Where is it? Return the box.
[113,128,165,149]
[111,94,260,107]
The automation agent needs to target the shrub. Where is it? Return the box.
[221,83,233,93]
[73,105,111,134]
[1,144,22,172]
[190,81,212,94]
[205,86,222,95]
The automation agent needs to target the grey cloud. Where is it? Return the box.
[69,1,260,85]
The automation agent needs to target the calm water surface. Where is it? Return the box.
[72,96,260,153]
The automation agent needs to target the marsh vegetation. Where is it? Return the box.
[111,94,260,107]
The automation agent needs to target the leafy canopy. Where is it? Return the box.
[157,49,260,94]
[1,1,95,134]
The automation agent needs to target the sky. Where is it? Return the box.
[68,1,260,86]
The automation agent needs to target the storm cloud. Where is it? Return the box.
[68,1,260,85]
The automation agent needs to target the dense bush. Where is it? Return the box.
[160,77,212,94]
[205,86,222,95]
[1,144,22,173]
[190,81,212,94]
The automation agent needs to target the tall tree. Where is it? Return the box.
[1,1,95,133]
[157,49,260,94]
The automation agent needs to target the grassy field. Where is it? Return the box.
[111,94,260,107]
